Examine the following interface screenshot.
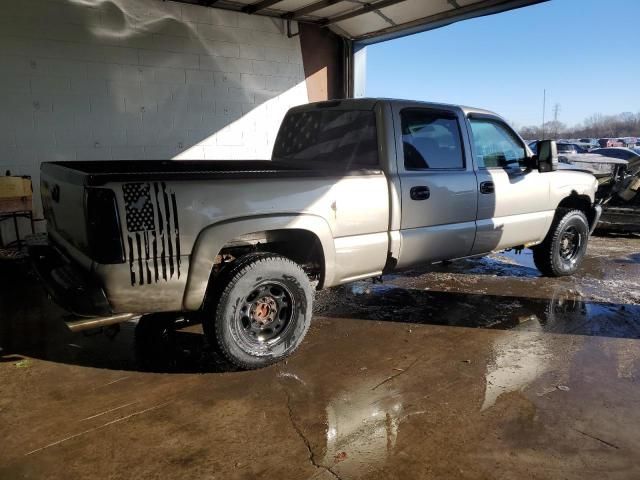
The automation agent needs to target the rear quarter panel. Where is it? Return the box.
[98,173,390,312]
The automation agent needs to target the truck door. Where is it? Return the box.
[466,115,551,254]
[393,106,478,269]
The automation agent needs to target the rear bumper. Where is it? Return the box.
[28,237,112,317]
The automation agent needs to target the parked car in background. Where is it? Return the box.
[531,141,588,157]
[598,138,624,148]
[557,143,588,160]
[575,144,590,153]
[592,147,640,166]
[577,138,599,151]
[617,138,637,148]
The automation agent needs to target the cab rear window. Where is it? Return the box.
[272,109,378,169]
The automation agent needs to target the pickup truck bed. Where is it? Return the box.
[42,160,381,186]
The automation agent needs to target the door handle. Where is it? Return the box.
[410,186,430,200]
[479,181,494,194]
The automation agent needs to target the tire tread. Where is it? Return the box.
[533,208,588,277]
[205,252,311,370]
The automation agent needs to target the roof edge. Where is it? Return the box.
[351,0,548,46]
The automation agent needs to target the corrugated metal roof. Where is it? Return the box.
[174,0,546,44]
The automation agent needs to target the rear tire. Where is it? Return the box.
[204,253,313,370]
[532,209,589,277]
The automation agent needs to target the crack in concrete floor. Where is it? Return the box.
[284,389,343,480]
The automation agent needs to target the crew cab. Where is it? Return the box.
[33,98,601,368]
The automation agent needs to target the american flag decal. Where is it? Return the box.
[123,182,181,286]
[123,183,155,231]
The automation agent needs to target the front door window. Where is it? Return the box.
[469,119,526,170]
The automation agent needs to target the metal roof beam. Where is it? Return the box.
[242,0,284,14]
[282,0,344,20]
[320,0,408,26]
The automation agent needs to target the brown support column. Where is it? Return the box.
[298,24,346,102]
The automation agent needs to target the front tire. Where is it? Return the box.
[533,209,589,277]
[205,253,313,369]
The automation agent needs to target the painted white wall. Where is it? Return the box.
[0,0,309,241]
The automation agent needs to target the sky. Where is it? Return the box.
[365,0,640,128]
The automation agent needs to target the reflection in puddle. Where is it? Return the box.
[481,289,586,410]
[311,375,434,478]
[317,279,640,340]
[322,387,402,475]
[469,250,541,278]
[482,328,551,410]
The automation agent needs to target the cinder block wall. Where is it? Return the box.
[0,0,309,241]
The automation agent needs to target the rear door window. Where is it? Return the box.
[400,109,465,170]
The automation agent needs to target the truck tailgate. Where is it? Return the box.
[41,163,89,254]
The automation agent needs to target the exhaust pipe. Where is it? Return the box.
[65,313,137,333]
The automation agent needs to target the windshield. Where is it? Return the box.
[272,109,379,169]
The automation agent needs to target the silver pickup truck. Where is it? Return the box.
[33,98,601,369]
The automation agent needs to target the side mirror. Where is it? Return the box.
[536,140,558,172]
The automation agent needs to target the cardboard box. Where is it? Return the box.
[0,177,32,199]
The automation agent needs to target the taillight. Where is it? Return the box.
[85,187,125,264]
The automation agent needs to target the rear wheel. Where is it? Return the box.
[204,253,313,369]
[533,209,589,277]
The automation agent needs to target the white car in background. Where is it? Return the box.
[577,138,599,151]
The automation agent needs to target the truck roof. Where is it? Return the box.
[292,97,500,119]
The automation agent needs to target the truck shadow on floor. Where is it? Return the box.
[614,253,640,265]
[0,314,234,374]
[316,284,640,339]
[2,261,639,374]
[0,261,232,374]
[594,230,640,238]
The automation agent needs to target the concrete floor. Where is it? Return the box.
[1,234,640,479]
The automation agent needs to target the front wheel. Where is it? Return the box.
[204,253,313,369]
[532,209,590,277]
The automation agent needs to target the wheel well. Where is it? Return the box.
[214,229,325,287]
[557,193,595,226]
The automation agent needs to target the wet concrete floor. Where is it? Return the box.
[1,233,640,479]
